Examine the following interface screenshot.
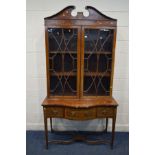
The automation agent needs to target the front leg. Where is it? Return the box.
[50,118,53,133]
[111,115,116,149]
[105,118,108,132]
[43,108,48,149]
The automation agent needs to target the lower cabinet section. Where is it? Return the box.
[42,98,118,149]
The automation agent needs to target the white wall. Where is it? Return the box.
[26,0,129,131]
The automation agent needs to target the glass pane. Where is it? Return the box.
[48,28,78,96]
[83,28,114,96]
[50,76,77,96]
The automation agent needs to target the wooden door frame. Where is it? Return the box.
[80,26,117,98]
[45,25,81,99]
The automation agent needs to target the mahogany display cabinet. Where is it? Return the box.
[42,6,118,149]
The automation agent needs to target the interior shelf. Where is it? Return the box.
[84,72,110,76]
[49,51,77,54]
[84,51,112,54]
[49,72,110,77]
[49,51,111,54]
[49,71,77,76]
[49,91,77,96]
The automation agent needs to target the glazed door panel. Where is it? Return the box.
[46,27,80,98]
[81,27,115,97]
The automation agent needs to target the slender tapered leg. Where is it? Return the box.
[43,108,48,149]
[105,118,108,132]
[50,118,53,133]
[111,116,116,149]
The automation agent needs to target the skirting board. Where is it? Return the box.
[26,123,129,132]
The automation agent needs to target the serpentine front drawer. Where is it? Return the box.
[65,108,96,120]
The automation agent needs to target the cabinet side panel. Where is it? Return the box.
[110,29,117,96]
[45,27,50,97]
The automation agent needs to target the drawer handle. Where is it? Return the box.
[84,111,91,117]
[51,110,58,115]
[101,110,106,114]
[69,111,76,116]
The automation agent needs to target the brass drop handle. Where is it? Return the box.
[84,111,91,117]
[70,111,76,116]
[101,110,106,114]
[51,110,58,115]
